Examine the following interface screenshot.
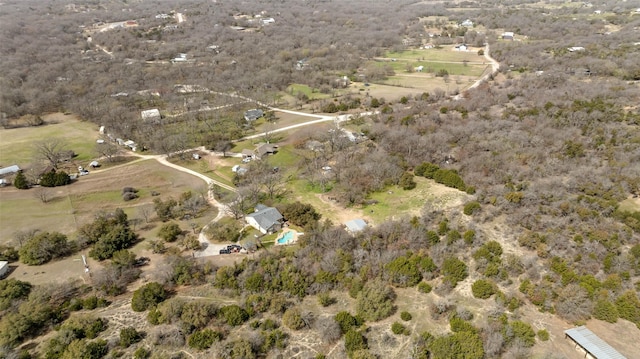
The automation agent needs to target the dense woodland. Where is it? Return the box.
[2,0,640,358]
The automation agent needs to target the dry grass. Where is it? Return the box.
[0,160,209,242]
[0,113,99,168]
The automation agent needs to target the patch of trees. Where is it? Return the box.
[278,201,321,228]
[0,282,81,348]
[131,282,168,312]
[92,250,142,296]
[414,162,470,193]
[79,209,138,260]
[13,171,29,189]
[19,231,73,265]
[205,218,243,243]
[153,191,208,221]
[39,170,71,187]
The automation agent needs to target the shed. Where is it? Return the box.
[345,219,367,233]
[141,109,161,122]
[564,326,627,359]
[0,165,20,177]
[0,261,8,278]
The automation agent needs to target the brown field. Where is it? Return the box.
[0,159,209,242]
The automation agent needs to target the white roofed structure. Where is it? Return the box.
[564,326,627,359]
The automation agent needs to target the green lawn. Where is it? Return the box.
[269,145,301,168]
[286,84,332,100]
[0,116,99,168]
[0,195,78,242]
[167,157,235,187]
[373,60,486,77]
[385,48,484,62]
[362,177,471,224]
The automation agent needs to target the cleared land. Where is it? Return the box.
[0,159,208,241]
[0,113,100,167]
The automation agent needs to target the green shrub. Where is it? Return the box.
[318,293,336,307]
[472,279,497,299]
[278,202,321,227]
[399,172,417,190]
[537,329,549,341]
[133,347,151,359]
[335,311,362,334]
[131,282,167,312]
[13,172,29,189]
[414,162,440,179]
[283,307,305,330]
[188,328,222,350]
[442,257,468,287]
[418,282,433,293]
[356,280,396,321]
[593,299,619,323]
[119,327,143,347]
[428,331,484,359]
[344,330,367,357]
[61,315,108,339]
[433,169,466,191]
[509,320,536,347]
[19,231,71,265]
[400,311,412,321]
[221,304,249,326]
[391,322,408,335]
[158,222,182,242]
[463,201,481,215]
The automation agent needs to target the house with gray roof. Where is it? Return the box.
[245,204,284,234]
[244,109,264,122]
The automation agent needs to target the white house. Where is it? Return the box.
[245,204,284,234]
[502,32,515,40]
[261,18,275,25]
[141,109,161,122]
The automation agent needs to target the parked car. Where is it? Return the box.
[219,249,230,254]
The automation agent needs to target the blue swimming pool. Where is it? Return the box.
[277,231,294,244]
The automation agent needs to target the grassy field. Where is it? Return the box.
[0,113,100,168]
[374,59,486,77]
[363,177,471,224]
[386,47,485,62]
[0,160,209,243]
[286,84,332,100]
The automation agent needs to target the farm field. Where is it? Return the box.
[0,113,100,168]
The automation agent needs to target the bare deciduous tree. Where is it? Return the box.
[34,138,67,169]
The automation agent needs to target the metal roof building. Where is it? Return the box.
[564,326,627,359]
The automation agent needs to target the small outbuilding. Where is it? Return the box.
[564,326,627,359]
[0,261,9,278]
[345,219,368,233]
[141,109,161,122]
[0,165,20,178]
